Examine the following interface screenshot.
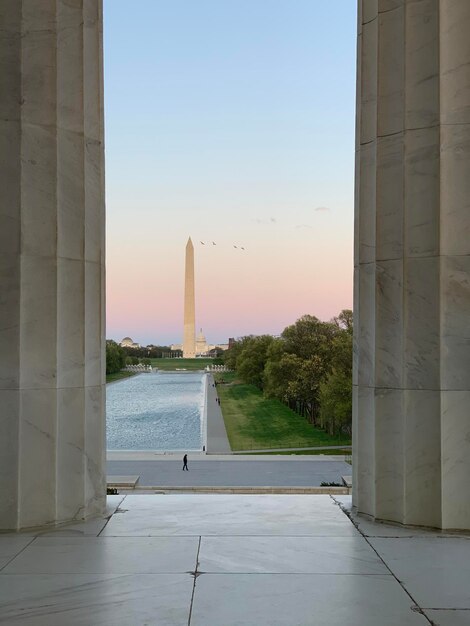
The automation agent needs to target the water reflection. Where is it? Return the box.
[107,372,205,450]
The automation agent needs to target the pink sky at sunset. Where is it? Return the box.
[104,1,356,346]
[106,212,353,346]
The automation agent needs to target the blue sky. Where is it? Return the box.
[104,0,357,345]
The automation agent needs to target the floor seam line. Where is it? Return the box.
[422,606,470,611]
[0,536,37,573]
[332,498,434,625]
[189,572,393,576]
[187,536,201,626]
[97,494,127,537]
[362,534,433,624]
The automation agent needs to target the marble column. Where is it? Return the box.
[0,0,106,530]
[354,0,470,530]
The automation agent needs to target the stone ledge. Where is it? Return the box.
[107,475,140,488]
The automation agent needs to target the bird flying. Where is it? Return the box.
[212,242,216,245]
[233,245,238,249]
[200,241,205,245]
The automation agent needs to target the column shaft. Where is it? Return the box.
[354,0,470,530]
[0,0,105,530]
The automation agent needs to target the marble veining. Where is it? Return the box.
[354,0,470,530]
[0,494,466,625]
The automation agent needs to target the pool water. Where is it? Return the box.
[106,371,205,450]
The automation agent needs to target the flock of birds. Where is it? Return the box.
[199,241,246,250]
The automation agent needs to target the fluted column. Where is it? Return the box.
[354,0,470,530]
[0,0,106,530]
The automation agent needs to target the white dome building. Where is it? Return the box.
[195,328,208,355]
[120,337,140,349]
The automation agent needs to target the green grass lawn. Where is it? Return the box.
[215,375,351,451]
[106,370,137,384]
[245,449,352,456]
[150,358,214,371]
[214,371,237,383]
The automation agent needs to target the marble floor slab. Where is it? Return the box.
[32,494,126,538]
[36,517,110,537]
[351,515,443,538]
[3,536,199,574]
[102,494,358,537]
[331,494,353,509]
[198,535,388,574]
[332,496,444,537]
[0,573,192,625]
[0,536,34,570]
[0,494,468,625]
[424,610,470,626]
[369,537,470,609]
[119,493,340,512]
[104,494,127,514]
[189,574,428,626]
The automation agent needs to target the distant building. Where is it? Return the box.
[120,337,141,349]
[195,328,207,355]
[215,343,229,351]
[194,329,228,355]
[169,334,227,356]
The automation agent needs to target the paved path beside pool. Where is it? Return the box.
[106,457,351,488]
[205,375,231,454]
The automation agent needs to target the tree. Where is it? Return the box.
[319,312,353,435]
[263,340,298,400]
[269,315,339,422]
[290,355,326,424]
[223,336,254,370]
[281,315,338,362]
[227,310,353,435]
[106,340,126,375]
[236,335,275,389]
[122,345,171,359]
[333,309,353,333]
[319,368,352,436]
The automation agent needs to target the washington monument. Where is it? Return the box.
[183,237,196,357]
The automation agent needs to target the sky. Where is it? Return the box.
[104,0,357,346]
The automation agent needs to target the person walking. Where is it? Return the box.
[182,453,189,471]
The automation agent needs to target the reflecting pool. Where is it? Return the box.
[107,372,205,450]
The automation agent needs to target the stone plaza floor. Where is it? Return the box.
[0,494,469,625]
[106,454,352,488]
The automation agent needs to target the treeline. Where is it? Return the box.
[106,340,162,373]
[106,340,126,375]
[121,345,171,359]
[223,310,352,436]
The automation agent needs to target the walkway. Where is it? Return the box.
[0,494,465,624]
[106,457,351,487]
[205,375,231,454]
